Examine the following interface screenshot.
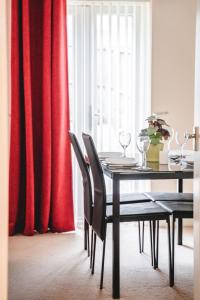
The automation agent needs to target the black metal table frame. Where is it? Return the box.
[103,167,193,299]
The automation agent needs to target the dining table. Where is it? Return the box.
[102,161,193,299]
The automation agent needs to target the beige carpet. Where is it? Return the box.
[9,224,193,300]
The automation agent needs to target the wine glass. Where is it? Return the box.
[175,131,189,164]
[136,135,150,169]
[167,127,175,152]
[119,131,131,157]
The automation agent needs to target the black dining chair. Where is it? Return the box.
[144,192,193,285]
[155,200,193,286]
[69,132,151,266]
[82,132,173,289]
[140,192,193,254]
[69,132,93,258]
[145,192,193,203]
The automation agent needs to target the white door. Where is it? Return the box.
[194,0,200,299]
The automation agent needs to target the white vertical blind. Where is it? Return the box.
[67,0,151,225]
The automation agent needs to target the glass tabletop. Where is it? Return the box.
[147,161,193,172]
[102,160,193,180]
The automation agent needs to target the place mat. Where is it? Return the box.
[98,152,122,160]
[104,157,137,167]
[135,166,153,172]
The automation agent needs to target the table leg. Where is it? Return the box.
[112,177,120,299]
[177,178,183,245]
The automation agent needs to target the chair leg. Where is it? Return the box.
[87,225,90,257]
[155,220,159,269]
[84,219,87,251]
[90,229,94,269]
[100,224,107,289]
[141,221,145,252]
[91,233,97,275]
[171,216,175,286]
[138,222,142,253]
[149,221,153,266]
[167,217,172,287]
[152,220,157,270]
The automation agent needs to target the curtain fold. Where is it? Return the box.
[9,0,74,235]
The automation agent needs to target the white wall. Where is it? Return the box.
[0,0,10,299]
[195,0,200,127]
[151,0,197,194]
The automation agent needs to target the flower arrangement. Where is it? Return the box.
[140,113,170,145]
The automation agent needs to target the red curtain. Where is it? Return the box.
[9,0,74,235]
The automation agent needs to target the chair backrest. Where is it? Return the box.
[69,132,93,226]
[82,133,106,241]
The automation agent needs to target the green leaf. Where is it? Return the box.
[155,132,162,139]
[149,135,161,145]
[147,127,156,135]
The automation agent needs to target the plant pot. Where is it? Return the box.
[146,143,164,162]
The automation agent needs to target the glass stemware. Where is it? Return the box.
[119,131,131,157]
[136,135,150,169]
[175,131,189,164]
[167,127,175,152]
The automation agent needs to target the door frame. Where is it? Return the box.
[0,0,10,299]
[194,0,200,299]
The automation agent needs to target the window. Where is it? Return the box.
[67,0,151,225]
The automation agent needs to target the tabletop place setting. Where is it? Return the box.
[99,113,194,174]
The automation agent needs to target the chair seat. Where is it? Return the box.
[156,201,193,218]
[106,202,170,222]
[145,192,193,202]
[106,192,151,205]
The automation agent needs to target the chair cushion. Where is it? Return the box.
[145,192,193,202]
[106,201,170,222]
[156,201,193,218]
[106,192,150,205]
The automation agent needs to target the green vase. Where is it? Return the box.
[147,143,164,162]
